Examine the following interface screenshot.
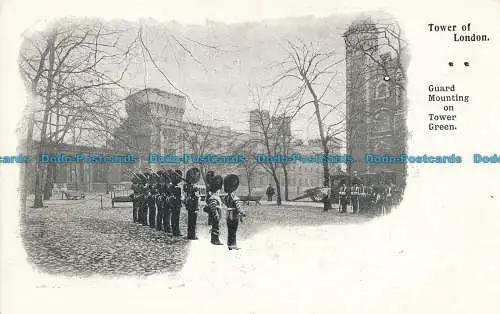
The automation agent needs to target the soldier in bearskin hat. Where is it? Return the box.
[205,174,224,245]
[183,167,201,240]
[168,169,183,236]
[204,170,215,225]
[130,176,140,223]
[155,170,168,232]
[222,174,245,250]
[146,172,158,228]
[338,180,348,213]
[138,172,149,226]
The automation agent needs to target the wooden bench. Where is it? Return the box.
[61,190,85,200]
[238,195,262,205]
[111,184,133,208]
[111,195,133,208]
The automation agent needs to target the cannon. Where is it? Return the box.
[291,187,331,202]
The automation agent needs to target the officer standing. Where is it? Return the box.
[266,184,275,201]
[183,168,201,240]
[131,176,140,223]
[351,183,360,214]
[205,175,224,245]
[338,181,348,213]
[169,169,183,237]
[138,173,148,226]
[146,172,157,228]
[223,174,245,250]
[161,171,173,234]
[155,170,167,231]
[204,171,215,225]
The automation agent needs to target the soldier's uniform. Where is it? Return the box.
[205,175,224,245]
[184,184,200,240]
[159,171,173,234]
[358,184,367,214]
[338,183,348,213]
[155,171,167,231]
[146,174,157,228]
[373,182,386,215]
[131,177,139,223]
[169,170,183,237]
[205,171,215,225]
[384,183,393,214]
[351,184,360,214]
[223,174,245,250]
[183,168,201,240]
[138,175,148,226]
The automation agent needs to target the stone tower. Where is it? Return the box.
[344,19,407,185]
[344,20,379,176]
[115,88,186,167]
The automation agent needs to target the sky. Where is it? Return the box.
[22,12,395,143]
[117,14,359,140]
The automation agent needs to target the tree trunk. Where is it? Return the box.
[33,163,45,208]
[322,158,331,211]
[271,169,282,205]
[33,34,56,208]
[283,165,289,201]
[247,179,252,198]
[246,170,252,198]
[304,79,332,211]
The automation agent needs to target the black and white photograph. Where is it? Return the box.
[15,11,408,276]
[2,0,500,313]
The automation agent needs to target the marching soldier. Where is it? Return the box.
[223,174,245,250]
[338,181,348,213]
[169,169,183,237]
[183,168,201,240]
[205,175,224,245]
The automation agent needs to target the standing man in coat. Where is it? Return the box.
[183,167,201,240]
[205,174,224,245]
[169,169,183,237]
[223,174,245,250]
[265,184,275,201]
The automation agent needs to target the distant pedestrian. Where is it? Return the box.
[266,184,275,201]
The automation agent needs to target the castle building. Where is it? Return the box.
[344,20,408,186]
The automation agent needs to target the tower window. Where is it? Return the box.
[372,111,392,133]
[375,81,390,99]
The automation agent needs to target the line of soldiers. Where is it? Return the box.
[337,181,403,215]
[128,167,245,250]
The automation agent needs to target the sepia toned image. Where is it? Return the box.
[17,12,408,277]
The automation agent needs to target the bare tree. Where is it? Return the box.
[19,20,136,207]
[248,88,296,206]
[343,19,407,90]
[19,19,224,207]
[232,139,258,199]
